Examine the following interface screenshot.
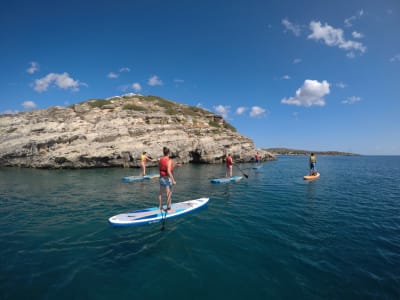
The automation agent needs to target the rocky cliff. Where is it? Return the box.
[0,94,275,169]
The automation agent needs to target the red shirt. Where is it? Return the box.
[226,156,233,167]
[159,156,171,177]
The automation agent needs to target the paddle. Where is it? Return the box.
[235,164,249,178]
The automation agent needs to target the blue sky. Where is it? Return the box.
[1,0,399,155]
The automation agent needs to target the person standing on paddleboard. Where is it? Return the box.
[255,152,261,165]
[309,153,317,175]
[140,151,153,176]
[226,153,233,177]
[158,147,176,211]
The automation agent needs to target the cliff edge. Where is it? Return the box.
[0,94,275,168]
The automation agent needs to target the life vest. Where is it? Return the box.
[310,156,316,163]
[159,156,170,177]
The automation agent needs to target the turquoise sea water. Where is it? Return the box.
[1,156,399,299]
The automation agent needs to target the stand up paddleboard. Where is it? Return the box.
[210,176,243,184]
[303,172,320,181]
[121,174,160,182]
[108,197,209,227]
[252,165,262,170]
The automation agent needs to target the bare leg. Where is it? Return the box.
[140,162,146,176]
[158,187,164,210]
[166,187,172,209]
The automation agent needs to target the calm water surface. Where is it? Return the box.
[1,156,399,299]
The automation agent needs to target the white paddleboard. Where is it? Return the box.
[108,197,209,227]
[121,174,160,182]
[210,176,243,184]
[303,172,320,181]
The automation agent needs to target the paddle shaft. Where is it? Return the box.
[235,164,248,178]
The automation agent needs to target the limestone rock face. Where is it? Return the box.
[0,95,275,169]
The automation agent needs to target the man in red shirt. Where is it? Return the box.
[158,147,176,211]
[226,153,233,178]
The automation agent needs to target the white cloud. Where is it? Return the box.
[22,100,36,109]
[107,67,130,79]
[107,72,119,79]
[336,82,347,88]
[293,58,302,64]
[26,62,39,74]
[282,18,301,36]
[342,96,361,104]
[132,82,142,92]
[281,79,330,107]
[33,72,84,92]
[308,21,366,56]
[236,107,247,115]
[390,54,400,62]
[282,75,290,80]
[352,31,364,39]
[344,10,364,27]
[213,105,230,119]
[249,106,267,117]
[148,75,163,86]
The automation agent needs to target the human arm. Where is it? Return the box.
[167,160,176,184]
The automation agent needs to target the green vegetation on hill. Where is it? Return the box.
[265,148,359,156]
[76,95,237,132]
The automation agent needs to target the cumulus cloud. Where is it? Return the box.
[342,96,361,104]
[22,100,36,110]
[107,72,119,79]
[33,72,85,92]
[282,75,290,80]
[308,21,366,56]
[352,31,364,39]
[214,105,230,119]
[293,58,302,64]
[148,75,163,86]
[26,62,39,74]
[281,79,330,107]
[132,82,142,92]
[249,106,267,117]
[236,106,247,115]
[282,18,301,36]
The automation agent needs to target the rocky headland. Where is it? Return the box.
[0,94,275,169]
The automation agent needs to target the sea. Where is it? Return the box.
[0,155,399,300]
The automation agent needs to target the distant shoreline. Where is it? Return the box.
[264,148,360,156]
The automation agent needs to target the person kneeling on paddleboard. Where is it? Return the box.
[158,147,176,211]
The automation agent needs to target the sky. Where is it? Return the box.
[1,0,399,155]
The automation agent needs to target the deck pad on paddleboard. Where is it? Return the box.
[108,197,209,226]
[210,176,243,184]
[303,172,320,180]
[121,174,160,182]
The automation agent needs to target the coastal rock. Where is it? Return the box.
[0,95,275,169]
